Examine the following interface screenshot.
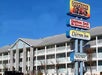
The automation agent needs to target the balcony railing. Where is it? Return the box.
[34,59,45,66]
[56,46,66,53]
[58,68,67,73]
[2,55,9,60]
[56,58,67,64]
[20,62,22,67]
[47,69,55,74]
[87,66,96,72]
[98,53,102,59]
[98,39,102,44]
[36,49,45,56]
[98,66,102,71]
[47,59,56,65]
[46,48,55,54]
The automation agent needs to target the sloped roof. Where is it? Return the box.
[19,38,43,47]
[19,34,70,47]
[0,45,11,53]
[38,34,70,47]
[90,26,102,37]
[0,26,102,51]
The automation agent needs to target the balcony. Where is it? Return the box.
[56,46,66,53]
[20,53,23,58]
[2,55,9,60]
[47,69,55,74]
[0,64,3,68]
[58,68,67,73]
[34,59,45,66]
[26,61,30,66]
[47,59,56,65]
[67,68,74,75]
[98,66,102,71]
[20,62,22,67]
[92,53,97,60]
[98,53,102,60]
[97,39,102,47]
[56,58,66,64]
[36,49,45,56]
[67,57,71,63]
[87,40,96,48]
[46,48,55,55]
[87,66,97,72]
[66,46,72,52]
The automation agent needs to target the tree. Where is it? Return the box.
[84,47,94,75]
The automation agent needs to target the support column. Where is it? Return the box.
[22,44,26,74]
[10,49,13,71]
[65,43,68,75]
[96,36,98,71]
[30,47,34,75]
[80,40,83,75]
[75,39,78,75]
[55,45,57,74]
[45,46,47,75]
[36,48,38,75]
[8,51,10,71]
[15,43,19,71]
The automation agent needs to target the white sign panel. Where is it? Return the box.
[74,53,87,61]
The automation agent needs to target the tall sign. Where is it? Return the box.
[69,0,90,19]
[66,0,91,75]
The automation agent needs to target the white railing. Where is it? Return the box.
[46,48,55,54]
[34,59,45,66]
[87,66,96,72]
[58,68,67,73]
[47,59,56,65]
[98,39,102,44]
[98,66,102,71]
[67,57,71,63]
[98,53,102,58]
[20,62,22,67]
[47,69,55,74]
[2,55,9,60]
[37,49,45,56]
[57,58,66,64]
[56,46,66,53]
[0,56,2,60]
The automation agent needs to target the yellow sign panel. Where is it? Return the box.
[70,30,91,40]
[70,0,90,18]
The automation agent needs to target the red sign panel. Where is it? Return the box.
[70,19,90,29]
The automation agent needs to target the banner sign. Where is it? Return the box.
[74,53,87,61]
[70,19,90,29]
[70,52,87,61]
[69,0,90,19]
[66,30,91,40]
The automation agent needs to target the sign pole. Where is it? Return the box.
[80,39,83,75]
[75,28,79,75]
[67,0,91,75]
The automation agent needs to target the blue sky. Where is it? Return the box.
[0,0,102,47]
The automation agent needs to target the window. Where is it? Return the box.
[98,48,102,52]
[98,61,102,65]
[57,43,65,47]
[47,54,55,59]
[47,45,55,49]
[37,56,45,60]
[56,53,65,58]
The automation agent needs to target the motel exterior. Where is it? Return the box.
[0,26,102,75]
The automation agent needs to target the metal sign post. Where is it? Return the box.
[66,0,91,75]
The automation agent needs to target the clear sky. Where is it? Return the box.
[0,0,102,47]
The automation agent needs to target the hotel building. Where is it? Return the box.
[0,26,102,75]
